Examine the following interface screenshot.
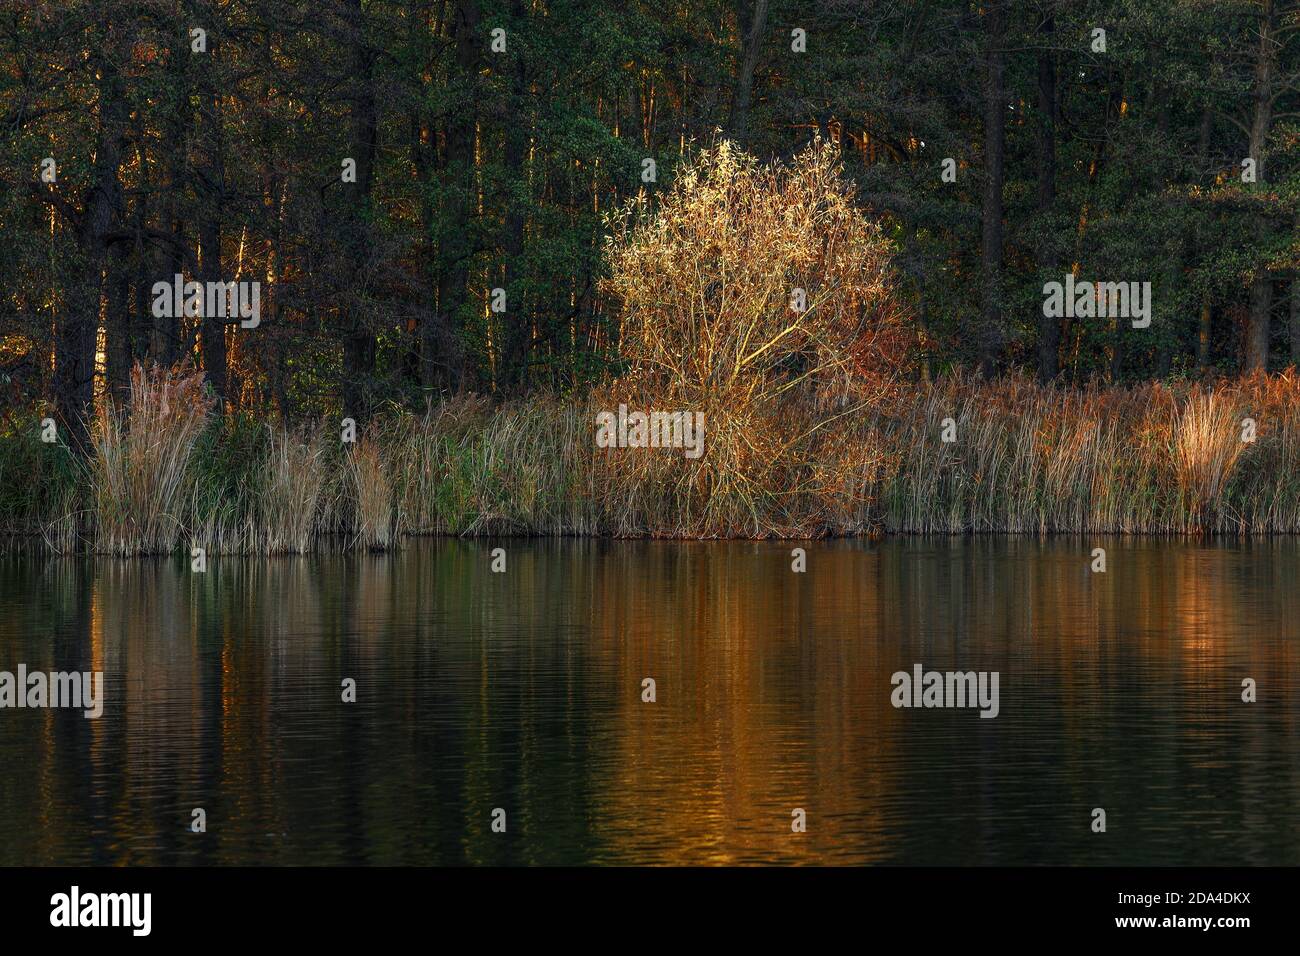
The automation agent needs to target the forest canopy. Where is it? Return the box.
[3,0,1300,450]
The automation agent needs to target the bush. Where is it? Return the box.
[597,139,911,535]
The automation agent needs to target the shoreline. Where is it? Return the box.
[5,528,1300,559]
[8,369,1300,554]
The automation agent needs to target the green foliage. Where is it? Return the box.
[3,0,1300,429]
[0,423,81,537]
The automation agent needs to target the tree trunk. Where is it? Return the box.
[978,0,1007,378]
[130,178,153,372]
[430,0,480,393]
[1244,0,1276,373]
[106,216,132,402]
[1035,14,1058,383]
[1291,276,1300,367]
[1153,93,1174,377]
[1197,297,1212,370]
[196,14,227,405]
[497,0,531,395]
[341,0,379,421]
[1194,108,1214,372]
[728,0,769,148]
[153,17,190,367]
[53,18,129,454]
[403,1,435,393]
[1246,277,1272,374]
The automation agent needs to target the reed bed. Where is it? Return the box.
[259,425,329,553]
[7,365,1300,552]
[349,435,395,551]
[87,364,214,555]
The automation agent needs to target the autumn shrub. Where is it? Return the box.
[599,139,912,535]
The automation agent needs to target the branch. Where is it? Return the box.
[0,102,76,132]
[1214,109,1251,141]
[102,228,200,273]
[27,181,80,226]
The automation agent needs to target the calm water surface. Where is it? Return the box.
[0,537,1296,865]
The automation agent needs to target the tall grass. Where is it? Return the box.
[346,371,1300,540]
[349,434,395,550]
[88,364,214,555]
[1174,390,1246,531]
[872,373,1279,536]
[0,422,82,548]
[260,425,328,553]
[7,368,1300,550]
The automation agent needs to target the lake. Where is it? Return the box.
[0,537,1296,865]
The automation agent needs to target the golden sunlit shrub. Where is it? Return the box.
[604,138,910,407]
[598,139,911,535]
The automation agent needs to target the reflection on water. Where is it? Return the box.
[0,537,1296,865]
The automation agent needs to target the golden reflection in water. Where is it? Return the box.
[2,537,1297,865]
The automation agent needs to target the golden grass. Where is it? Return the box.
[22,366,1300,550]
[260,425,328,553]
[1174,390,1246,531]
[88,364,214,555]
[349,433,395,551]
